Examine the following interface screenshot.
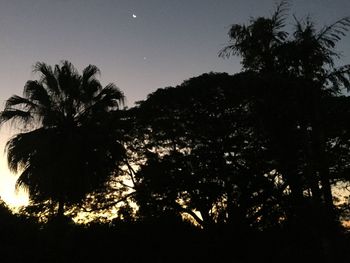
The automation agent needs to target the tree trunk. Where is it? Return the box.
[57,200,65,218]
[311,85,335,221]
[301,123,322,203]
[284,169,305,218]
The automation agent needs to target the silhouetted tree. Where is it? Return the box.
[130,73,287,231]
[0,61,126,217]
[220,1,350,229]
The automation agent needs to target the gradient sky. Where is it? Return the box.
[0,0,349,206]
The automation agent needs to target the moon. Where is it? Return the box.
[132,14,137,18]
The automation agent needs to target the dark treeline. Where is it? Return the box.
[1,2,350,262]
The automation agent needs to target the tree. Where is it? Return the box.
[0,61,126,217]
[130,73,287,230]
[220,1,350,226]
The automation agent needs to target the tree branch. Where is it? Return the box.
[175,203,204,227]
[82,191,136,213]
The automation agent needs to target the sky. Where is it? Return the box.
[0,0,350,206]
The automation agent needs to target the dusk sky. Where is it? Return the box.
[0,0,350,206]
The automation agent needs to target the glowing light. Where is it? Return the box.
[132,14,137,18]
[0,163,29,207]
[0,133,29,208]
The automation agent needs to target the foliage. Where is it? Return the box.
[219,1,350,231]
[129,73,288,229]
[0,61,126,215]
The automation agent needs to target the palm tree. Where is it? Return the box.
[287,15,350,223]
[0,61,126,217]
[220,1,350,226]
[219,1,289,72]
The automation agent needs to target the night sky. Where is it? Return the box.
[0,0,349,205]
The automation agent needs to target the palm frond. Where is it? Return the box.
[4,95,37,110]
[81,65,102,101]
[6,128,56,183]
[15,167,31,190]
[0,109,32,127]
[326,65,350,92]
[82,64,101,83]
[77,84,125,123]
[80,77,102,105]
[24,80,51,108]
[317,17,350,48]
[56,61,81,99]
[33,62,59,96]
[293,15,316,39]
[218,44,238,58]
[97,83,125,108]
[6,134,31,173]
[270,0,289,31]
[219,24,249,58]
[15,166,46,200]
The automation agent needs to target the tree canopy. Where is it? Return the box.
[0,61,126,216]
